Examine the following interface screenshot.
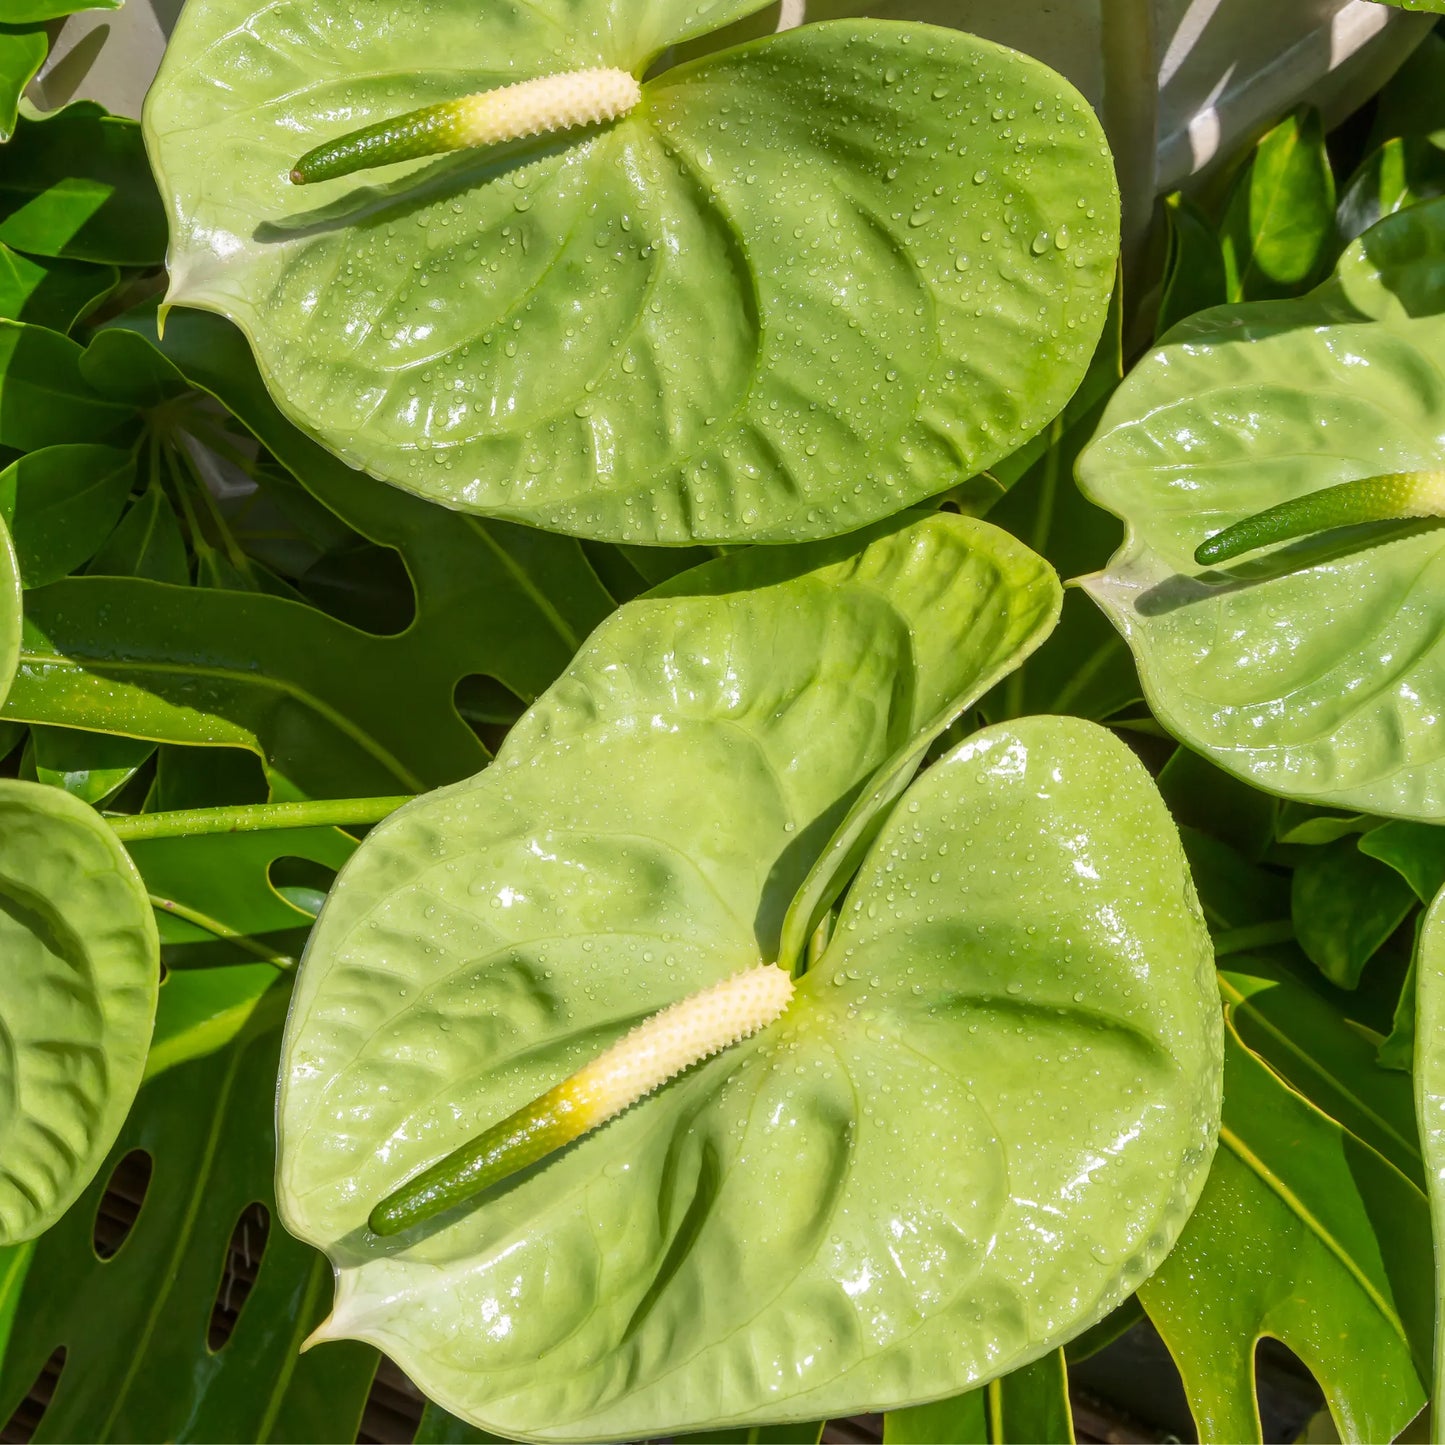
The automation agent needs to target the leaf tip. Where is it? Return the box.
[300,1314,340,1353]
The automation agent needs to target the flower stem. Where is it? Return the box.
[107,795,412,843]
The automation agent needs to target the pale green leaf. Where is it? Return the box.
[145,7,1118,543]
[0,779,158,1244]
[277,521,1218,1440]
[1077,197,1445,820]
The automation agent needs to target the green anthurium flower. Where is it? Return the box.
[0,779,160,1245]
[1077,196,1445,823]
[276,514,1221,1440]
[143,1,1119,544]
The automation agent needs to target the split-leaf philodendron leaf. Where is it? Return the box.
[0,779,159,1245]
[1077,197,1445,822]
[143,4,1118,544]
[278,514,1221,1440]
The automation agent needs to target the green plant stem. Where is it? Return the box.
[147,893,298,968]
[108,794,412,842]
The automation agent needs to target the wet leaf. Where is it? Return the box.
[146,7,1118,542]
[1078,198,1445,820]
[277,520,1219,1439]
[0,779,158,1244]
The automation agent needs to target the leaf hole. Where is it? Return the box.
[206,1201,270,1352]
[357,1355,423,1443]
[91,1148,154,1260]
[453,675,526,753]
[1,1346,66,1444]
[269,856,339,918]
[1253,1336,1325,1442]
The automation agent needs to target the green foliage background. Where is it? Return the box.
[4,8,1445,1445]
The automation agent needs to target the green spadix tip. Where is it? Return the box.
[1193,470,1445,568]
[367,963,794,1236]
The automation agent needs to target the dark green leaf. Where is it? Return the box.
[128,826,355,971]
[1367,30,1445,147]
[1219,954,1422,1185]
[1140,1023,1429,1442]
[1177,826,1289,934]
[6,0,119,19]
[1409,881,1445,1422]
[981,291,1135,725]
[414,1402,513,1443]
[1064,1297,1145,1364]
[0,965,379,1441]
[0,27,47,145]
[1221,107,1336,302]
[882,1351,1073,1443]
[1360,820,1445,903]
[1380,917,1425,1074]
[1292,837,1417,988]
[31,724,154,805]
[1276,802,1373,846]
[80,325,192,408]
[87,481,190,584]
[1158,747,1276,862]
[7,577,470,798]
[0,442,135,587]
[0,320,133,450]
[1338,136,1445,244]
[0,243,116,331]
[0,105,167,266]
[1156,192,1227,338]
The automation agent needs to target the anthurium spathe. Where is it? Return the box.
[1077,198,1445,823]
[143,1,1119,543]
[276,513,1221,1439]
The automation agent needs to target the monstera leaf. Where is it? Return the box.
[277,515,1221,1440]
[0,779,159,1245]
[144,1,1118,544]
[1077,198,1445,821]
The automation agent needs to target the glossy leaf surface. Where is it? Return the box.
[0,443,135,588]
[0,107,166,267]
[30,725,154,806]
[1140,968,1430,1443]
[279,521,1218,1439]
[0,28,46,145]
[1220,108,1335,303]
[146,6,1118,543]
[1078,199,1445,820]
[0,965,379,1441]
[0,779,158,1244]
[0,244,116,332]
